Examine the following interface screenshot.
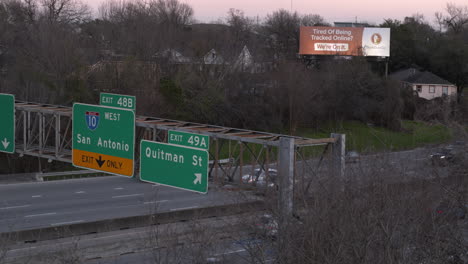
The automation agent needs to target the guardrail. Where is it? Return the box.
[35,170,111,181]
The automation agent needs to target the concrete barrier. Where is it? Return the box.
[1,200,265,243]
[36,170,110,181]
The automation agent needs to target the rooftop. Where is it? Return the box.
[389,68,454,86]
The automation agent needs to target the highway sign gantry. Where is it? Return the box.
[168,130,210,150]
[72,103,135,176]
[100,93,136,111]
[0,94,15,153]
[140,140,209,194]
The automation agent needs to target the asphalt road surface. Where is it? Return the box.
[4,213,275,264]
[0,176,248,233]
[0,146,454,233]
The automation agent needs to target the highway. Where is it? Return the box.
[0,176,250,233]
[3,213,276,264]
[0,146,452,233]
[1,145,464,263]
[0,145,456,234]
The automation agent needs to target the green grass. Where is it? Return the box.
[205,120,452,163]
[297,120,452,153]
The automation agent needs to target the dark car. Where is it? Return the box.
[430,145,462,166]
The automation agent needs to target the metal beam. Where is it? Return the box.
[13,100,341,187]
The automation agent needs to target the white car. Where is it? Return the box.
[242,168,278,188]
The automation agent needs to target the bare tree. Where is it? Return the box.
[263,10,328,59]
[40,0,91,24]
[148,0,193,26]
[22,0,38,22]
[300,14,329,26]
[443,3,468,34]
[434,11,445,32]
[263,9,300,58]
[226,8,254,41]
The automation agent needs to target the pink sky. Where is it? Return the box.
[86,0,466,25]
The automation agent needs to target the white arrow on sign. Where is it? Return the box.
[193,173,202,185]
[1,138,9,149]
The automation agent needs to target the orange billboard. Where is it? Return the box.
[299,27,390,57]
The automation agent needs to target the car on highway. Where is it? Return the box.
[346,151,360,163]
[255,214,278,238]
[430,145,462,166]
[241,168,278,189]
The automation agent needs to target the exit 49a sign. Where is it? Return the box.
[0,94,15,154]
[168,130,209,150]
[140,140,208,194]
[72,103,135,176]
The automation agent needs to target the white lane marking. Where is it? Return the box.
[8,247,37,252]
[92,230,151,241]
[144,200,168,204]
[114,187,124,190]
[24,212,57,218]
[50,220,84,226]
[214,249,246,256]
[112,193,144,198]
[0,205,31,210]
[75,191,86,194]
[170,206,199,211]
[152,184,160,187]
[32,195,42,198]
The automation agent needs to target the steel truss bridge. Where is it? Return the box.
[13,101,343,199]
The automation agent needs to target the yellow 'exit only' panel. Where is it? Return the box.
[73,149,133,176]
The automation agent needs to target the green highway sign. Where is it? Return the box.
[72,103,135,176]
[0,94,15,154]
[100,93,136,111]
[140,140,209,194]
[168,130,210,150]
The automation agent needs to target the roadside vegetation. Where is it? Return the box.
[298,120,452,152]
[1,0,467,135]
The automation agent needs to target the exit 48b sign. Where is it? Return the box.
[72,103,135,176]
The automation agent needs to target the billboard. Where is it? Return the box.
[299,27,390,57]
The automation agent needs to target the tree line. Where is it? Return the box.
[0,0,467,133]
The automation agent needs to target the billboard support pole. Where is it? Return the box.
[385,58,389,79]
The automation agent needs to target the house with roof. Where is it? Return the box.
[203,49,224,65]
[152,44,271,74]
[153,49,191,64]
[390,68,457,100]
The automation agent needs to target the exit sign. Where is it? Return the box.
[100,93,136,111]
[0,94,15,154]
[168,130,209,150]
[140,140,209,194]
[72,103,135,177]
